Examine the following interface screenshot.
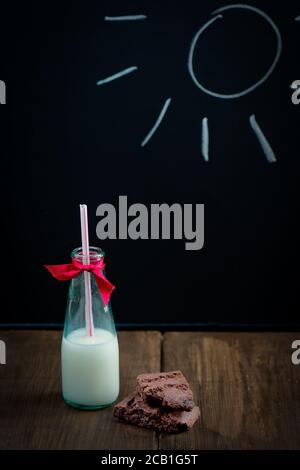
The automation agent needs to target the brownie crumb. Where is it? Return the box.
[137,370,195,411]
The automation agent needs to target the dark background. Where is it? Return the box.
[0,0,299,328]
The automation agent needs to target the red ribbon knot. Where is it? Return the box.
[44,258,115,306]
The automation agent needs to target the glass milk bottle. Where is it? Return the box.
[61,247,119,409]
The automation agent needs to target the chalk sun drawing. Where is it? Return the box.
[98,4,282,162]
[188,5,282,99]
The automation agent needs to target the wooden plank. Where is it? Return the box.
[161,332,300,450]
[0,330,162,450]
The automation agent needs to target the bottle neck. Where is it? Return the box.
[71,246,105,264]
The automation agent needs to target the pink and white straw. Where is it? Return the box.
[80,204,94,337]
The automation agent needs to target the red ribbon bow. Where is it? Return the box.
[45,258,115,305]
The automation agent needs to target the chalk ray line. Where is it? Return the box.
[141,98,172,147]
[104,15,147,21]
[96,66,138,86]
[201,117,209,161]
[249,114,277,163]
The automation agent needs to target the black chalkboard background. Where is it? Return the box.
[1,0,299,328]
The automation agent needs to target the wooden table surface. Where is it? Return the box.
[0,330,299,450]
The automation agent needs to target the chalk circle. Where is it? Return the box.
[188,4,282,99]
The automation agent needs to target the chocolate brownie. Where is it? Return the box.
[114,393,200,433]
[136,370,194,411]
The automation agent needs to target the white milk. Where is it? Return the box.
[61,328,119,408]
